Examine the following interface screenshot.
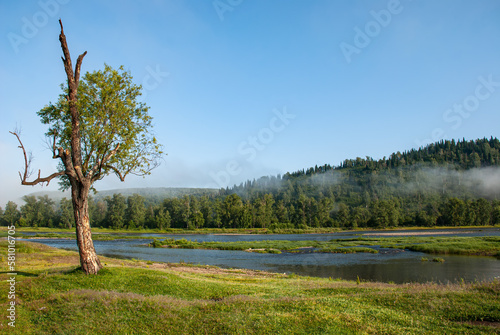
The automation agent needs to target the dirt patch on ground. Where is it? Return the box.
[463,321,500,329]
[363,231,475,236]
[140,261,282,278]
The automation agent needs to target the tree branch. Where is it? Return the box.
[10,131,65,186]
[89,143,120,181]
[75,51,87,88]
[104,164,127,182]
[51,131,60,158]
[59,19,75,90]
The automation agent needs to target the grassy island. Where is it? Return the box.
[150,236,500,257]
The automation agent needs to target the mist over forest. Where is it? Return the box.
[2,137,500,230]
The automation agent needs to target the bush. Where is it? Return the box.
[432,257,445,263]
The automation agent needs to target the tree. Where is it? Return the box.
[154,207,171,230]
[2,201,20,226]
[440,198,466,226]
[492,205,500,225]
[89,198,107,228]
[38,195,56,227]
[10,20,163,274]
[221,194,244,228]
[473,198,492,226]
[58,198,75,229]
[252,194,275,228]
[105,194,127,229]
[20,196,42,227]
[335,203,350,227]
[274,200,289,224]
[126,194,146,229]
[369,199,400,228]
[188,196,204,229]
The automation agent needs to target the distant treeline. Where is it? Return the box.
[2,137,500,230]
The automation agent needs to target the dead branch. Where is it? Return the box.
[10,131,65,186]
[59,19,87,178]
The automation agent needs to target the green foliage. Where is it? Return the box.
[126,194,146,229]
[1,201,20,226]
[150,239,162,248]
[58,198,74,229]
[105,194,127,229]
[19,195,55,228]
[37,64,163,190]
[432,257,445,263]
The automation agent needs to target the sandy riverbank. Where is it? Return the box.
[363,231,475,236]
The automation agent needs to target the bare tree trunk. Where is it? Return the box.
[72,182,102,274]
[12,20,105,275]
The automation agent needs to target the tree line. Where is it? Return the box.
[1,192,500,230]
[2,137,500,230]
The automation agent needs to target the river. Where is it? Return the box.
[23,228,500,284]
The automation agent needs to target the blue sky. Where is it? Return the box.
[1,0,500,206]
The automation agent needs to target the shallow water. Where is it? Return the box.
[24,228,500,283]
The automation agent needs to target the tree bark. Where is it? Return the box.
[58,20,102,275]
[72,181,102,274]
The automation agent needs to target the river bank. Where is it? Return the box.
[4,225,499,237]
[0,240,499,334]
[11,227,500,283]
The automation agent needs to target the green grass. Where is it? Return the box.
[378,236,500,256]
[150,236,500,256]
[0,240,499,334]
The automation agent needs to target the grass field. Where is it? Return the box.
[0,239,499,334]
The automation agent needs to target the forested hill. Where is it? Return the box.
[227,137,500,198]
[286,137,500,178]
[3,138,500,230]
[217,137,500,229]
